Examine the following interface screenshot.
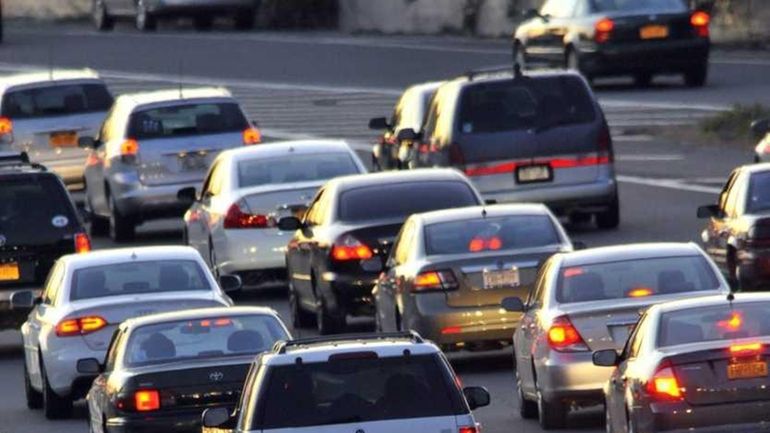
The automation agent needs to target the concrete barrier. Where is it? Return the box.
[5,0,90,19]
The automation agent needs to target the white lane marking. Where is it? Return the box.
[616,154,683,161]
[599,99,726,111]
[617,175,721,194]
[612,135,654,142]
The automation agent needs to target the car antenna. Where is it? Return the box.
[727,291,735,308]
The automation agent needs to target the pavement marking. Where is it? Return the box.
[612,134,654,142]
[617,175,721,194]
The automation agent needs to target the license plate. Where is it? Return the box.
[727,361,768,380]
[640,25,669,40]
[482,268,520,289]
[179,154,208,171]
[0,262,20,281]
[516,164,552,184]
[49,131,78,148]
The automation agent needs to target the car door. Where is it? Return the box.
[376,221,414,331]
[88,329,123,433]
[84,107,117,216]
[26,262,64,387]
[288,189,326,300]
[515,259,551,395]
[193,160,225,265]
[708,171,742,268]
[607,313,647,433]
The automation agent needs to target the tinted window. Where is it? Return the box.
[458,77,595,134]
[127,102,248,139]
[337,181,479,223]
[255,354,462,429]
[238,153,359,188]
[0,175,78,244]
[425,215,560,255]
[556,256,721,304]
[747,171,770,214]
[590,0,687,13]
[70,260,210,301]
[658,302,770,347]
[2,83,113,119]
[124,315,288,367]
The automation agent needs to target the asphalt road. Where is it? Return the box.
[1,21,769,433]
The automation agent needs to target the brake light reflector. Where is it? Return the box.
[412,270,458,292]
[547,315,589,352]
[331,235,373,261]
[74,232,91,254]
[55,316,108,337]
[691,11,710,37]
[134,389,160,412]
[646,364,683,401]
[597,123,613,162]
[223,203,274,229]
[0,117,13,135]
[729,342,762,357]
[243,127,262,145]
[595,17,615,43]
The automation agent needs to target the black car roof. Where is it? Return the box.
[325,168,472,192]
[560,242,703,267]
[455,68,591,88]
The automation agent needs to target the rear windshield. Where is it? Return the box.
[590,0,687,13]
[658,302,770,347]
[425,215,560,255]
[0,175,78,244]
[556,256,720,304]
[128,102,248,140]
[255,354,463,429]
[238,153,359,188]
[337,181,479,223]
[70,260,210,301]
[1,83,113,119]
[747,171,770,214]
[124,315,288,367]
[458,76,595,134]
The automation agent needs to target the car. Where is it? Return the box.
[402,68,619,229]
[279,169,485,334]
[82,306,290,433]
[512,0,711,87]
[368,80,444,171]
[501,242,731,429]
[11,246,238,419]
[179,140,366,289]
[594,292,770,433]
[91,0,259,32]
[0,69,113,189]
[374,203,574,351]
[752,118,770,163]
[698,163,770,291]
[201,332,491,433]
[0,152,91,331]
[81,87,260,242]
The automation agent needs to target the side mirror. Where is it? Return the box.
[202,407,233,428]
[751,118,770,140]
[76,358,103,374]
[697,204,722,219]
[10,290,38,310]
[177,187,198,203]
[501,296,526,312]
[396,128,419,142]
[277,216,303,231]
[463,386,491,410]
[219,275,242,293]
[592,349,621,367]
[572,241,588,250]
[368,117,390,131]
[485,199,498,205]
[523,8,541,20]
[78,136,97,149]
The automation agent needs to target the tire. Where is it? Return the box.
[516,369,538,419]
[634,72,652,88]
[86,194,110,237]
[316,298,345,335]
[513,42,527,70]
[135,0,157,32]
[289,280,314,328]
[108,195,135,242]
[194,16,214,31]
[41,360,73,419]
[234,9,256,30]
[92,0,114,31]
[24,360,43,410]
[684,65,707,88]
[727,248,745,291]
[537,389,567,430]
[596,198,620,230]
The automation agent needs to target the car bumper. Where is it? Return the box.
[148,0,254,15]
[581,39,709,77]
[644,399,770,432]
[481,179,617,216]
[324,273,378,317]
[536,351,611,403]
[217,229,291,276]
[112,177,199,221]
[106,411,202,433]
[42,335,104,398]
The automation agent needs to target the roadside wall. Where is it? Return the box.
[5,0,90,19]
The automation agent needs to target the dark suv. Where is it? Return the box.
[404,68,618,229]
[0,152,90,329]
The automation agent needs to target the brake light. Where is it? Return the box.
[691,11,710,37]
[598,124,613,163]
[134,389,161,412]
[120,139,139,163]
[468,236,503,252]
[563,267,584,278]
[547,315,589,352]
[646,363,683,401]
[594,17,614,43]
[331,235,373,261]
[74,232,91,254]
[730,342,762,357]
[243,127,262,145]
[627,287,652,298]
[0,117,13,135]
[223,202,274,229]
[55,316,108,337]
[449,143,465,166]
[459,427,477,433]
[718,311,743,331]
[412,270,458,292]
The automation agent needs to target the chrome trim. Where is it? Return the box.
[461,261,539,274]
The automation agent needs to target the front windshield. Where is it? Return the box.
[658,302,770,347]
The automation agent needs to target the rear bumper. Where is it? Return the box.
[106,411,201,433]
[481,178,617,215]
[217,229,290,276]
[646,399,770,432]
[323,273,378,317]
[536,351,611,404]
[581,39,709,77]
[111,177,199,222]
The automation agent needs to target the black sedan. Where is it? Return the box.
[594,293,770,433]
[279,169,485,334]
[513,0,711,87]
[80,307,290,433]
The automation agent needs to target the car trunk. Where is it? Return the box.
[137,132,242,186]
[240,182,322,222]
[332,221,406,276]
[604,11,696,44]
[558,299,660,351]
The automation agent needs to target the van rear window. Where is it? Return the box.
[1,83,113,119]
[127,102,248,140]
[0,175,78,244]
[458,76,596,134]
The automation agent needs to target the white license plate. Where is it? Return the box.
[516,164,551,183]
[483,268,520,289]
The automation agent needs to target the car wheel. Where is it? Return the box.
[41,360,73,419]
[234,9,256,30]
[634,72,652,88]
[86,194,110,237]
[516,369,538,419]
[596,197,620,230]
[135,0,157,32]
[684,65,707,88]
[537,389,567,430]
[24,360,43,409]
[92,0,114,31]
[289,279,314,328]
[194,16,214,31]
[513,42,527,70]
[316,298,344,335]
[727,248,745,291]
[108,195,135,242]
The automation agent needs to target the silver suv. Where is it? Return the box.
[81,87,259,242]
[202,332,490,433]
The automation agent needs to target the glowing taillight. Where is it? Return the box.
[459,427,478,433]
[74,232,91,254]
[331,235,373,261]
[468,236,503,252]
[691,11,710,37]
[0,117,13,135]
[134,389,160,412]
[223,203,274,229]
[646,364,683,401]
[597,123,613,162]
[547,315,589,352]
[120,139,139,163]
[730,342,762,357]
[595,17,615,43]
[55,316,108,337]
[413,270,458,292]
[718,311,743,331]
[243,127,262,145]
[627,287,652,298]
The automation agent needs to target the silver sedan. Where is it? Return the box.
[502,242,731,430]
[10,246,236,419]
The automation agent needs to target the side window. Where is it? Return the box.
[625,314,648,359]
[104,329,124,372]
[239,363,264,431]
[719,171,738,212]
[528,259,552,307]
[573,0,588,16]
[99,106,116,143]
[422,95,440,140]
[391,93,406,129]
[207,162,225,197]
[541,0,575,18]
[304,190,325,226]
[42,262,64,305]
[724,173,743,218]
[393,221,415,266]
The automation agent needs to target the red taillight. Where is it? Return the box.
[412,270,458,292]
[243,127,262,145]
[449,143,466,166]
[223,203,274,229]
[468,236,503,252]
[627,287,652,298]
[74,232,91,254]
[547,316,589,352]
[331,235,373,261]
[598,124,613,163]
[718,311,743,331]
[120,139,139,163]
[646,363,683,401]
[730,342,762,357]
[459,427,477,433]
[134,389,160,412]
[0,117,13,135]
[55,316,108,337]
[594,17,614,43]
[691,11,710,37]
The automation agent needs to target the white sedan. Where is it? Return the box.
[11,246,237,419]
[179,140,366,289]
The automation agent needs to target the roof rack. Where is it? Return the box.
[272,331,424,354]
[0,151,47,171]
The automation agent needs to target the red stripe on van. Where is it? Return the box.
[464,155,610,177]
